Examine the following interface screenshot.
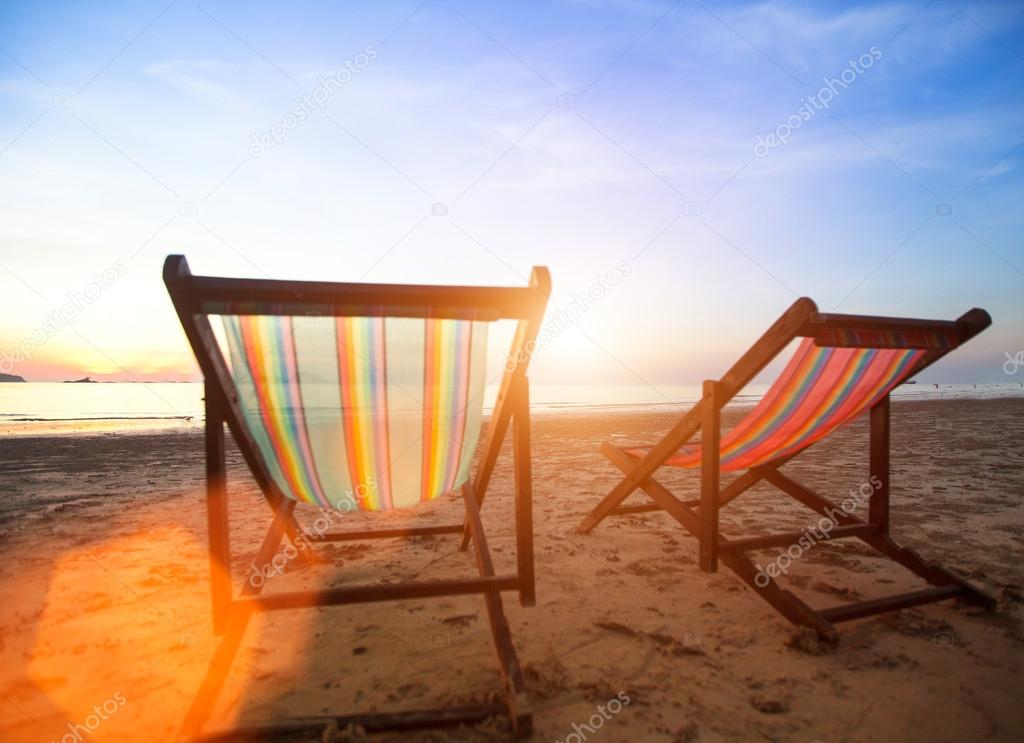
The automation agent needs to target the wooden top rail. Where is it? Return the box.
[804,308,990,349]
[804,312,963,334]
[164,255,550,320]
[801,308,990,345]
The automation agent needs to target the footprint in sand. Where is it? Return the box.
[441,613,477,630]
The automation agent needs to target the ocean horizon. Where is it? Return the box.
[2,380,1022,436]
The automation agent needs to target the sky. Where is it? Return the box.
[0,0,1022,386]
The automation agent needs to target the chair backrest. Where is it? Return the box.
[164,256,550,512]
[221,314,489,510]
[655,301,990,472]
[716,338,925,471]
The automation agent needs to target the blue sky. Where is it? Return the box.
[0,0,1022,384]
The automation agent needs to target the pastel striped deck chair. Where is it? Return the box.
[163,255,550,739]
[578,298,995,642]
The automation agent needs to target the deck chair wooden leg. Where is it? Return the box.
[205,385,232,635]
[462,484,531,737]
[512,377,535,607]
[183,502,296,738]
[868,395,890,532]
[859,396,989,604]
[699,380,720,572]
[181,604,255,740]
[458,374,521,553]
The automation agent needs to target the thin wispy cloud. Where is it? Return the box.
[145,60,252,111]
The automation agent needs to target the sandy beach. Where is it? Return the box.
[0,398,1021,742]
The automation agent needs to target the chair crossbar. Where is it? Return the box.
[235,575,522,612]
[318,524,464,542]
[193,704,511,742]
[820,585,967,624]
[718,524,877,553]
[610,501,682,516]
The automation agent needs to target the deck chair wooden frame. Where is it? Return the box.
[578,297,996,642]
[164,255,550,739]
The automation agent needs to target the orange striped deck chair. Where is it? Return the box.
[578,298,995,642]
[164,255,550,739]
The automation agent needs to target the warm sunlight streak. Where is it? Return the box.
[17,522,322,743]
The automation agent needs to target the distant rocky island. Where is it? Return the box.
[0,373,26,382]
[64,376,98,383]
